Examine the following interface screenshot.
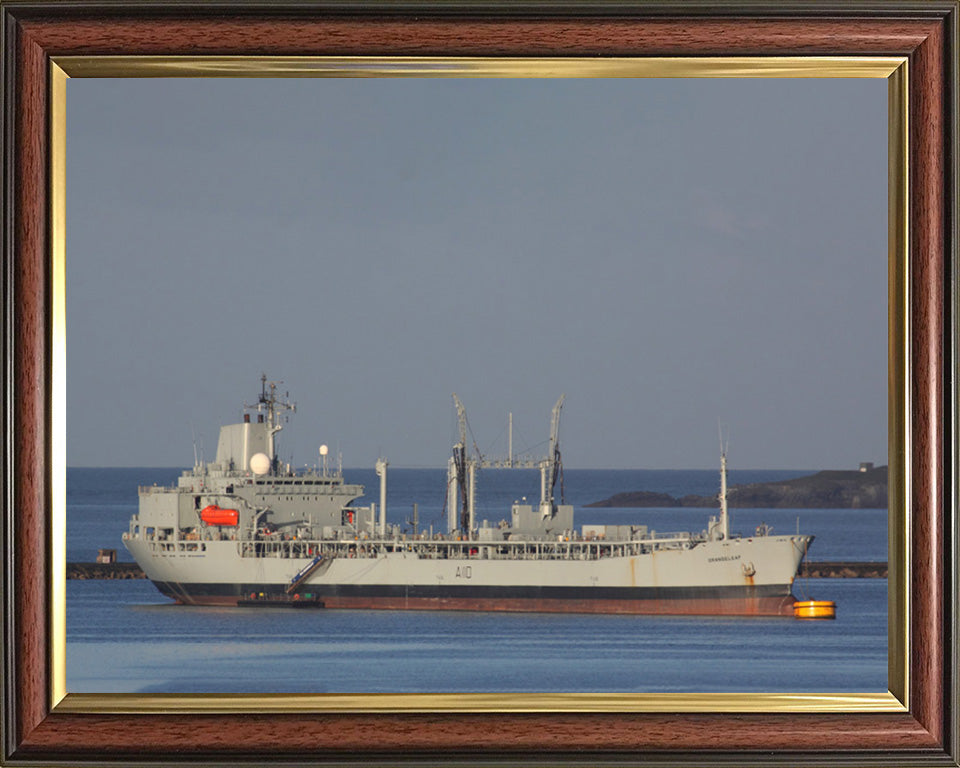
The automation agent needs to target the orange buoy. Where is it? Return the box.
[794,599,836,619]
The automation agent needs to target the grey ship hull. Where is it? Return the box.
[124,534,808,616]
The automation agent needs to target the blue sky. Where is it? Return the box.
[66,76,887,469]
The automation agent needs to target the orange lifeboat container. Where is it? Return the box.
[200,505,239,526]
[793,599,836,619]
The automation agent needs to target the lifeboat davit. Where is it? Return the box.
[200,505,239,526]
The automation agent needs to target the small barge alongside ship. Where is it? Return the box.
[123,377,814,616]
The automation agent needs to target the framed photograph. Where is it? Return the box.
[2,3,956,765]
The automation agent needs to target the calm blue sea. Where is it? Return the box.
[67,467,888,693]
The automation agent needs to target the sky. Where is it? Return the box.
[66,76,887,470]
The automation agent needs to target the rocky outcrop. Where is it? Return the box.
[591,490,682,508]
[587,466,888,509]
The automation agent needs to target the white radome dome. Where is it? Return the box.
[249,452,271,475]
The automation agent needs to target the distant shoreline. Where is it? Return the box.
[586,466,888,509]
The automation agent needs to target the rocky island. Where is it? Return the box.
[586,465,888,509]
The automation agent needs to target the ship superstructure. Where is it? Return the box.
[123,379,813,616]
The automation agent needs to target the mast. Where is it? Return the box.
[718,431,729,540]
[246,373,296,473]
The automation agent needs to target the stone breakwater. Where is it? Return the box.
[66,561,886,580]
[799,561,887,578]
[67,562,145,579]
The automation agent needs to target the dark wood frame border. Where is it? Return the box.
[2,3,957,765]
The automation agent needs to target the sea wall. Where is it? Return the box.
[799,561,887,578]
[67,562,145,579]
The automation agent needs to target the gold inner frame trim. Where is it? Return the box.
[50,61,68,709]
[49,55,910,715]
[886,61,910,709]
[54,55,905,79]
[57,691,904,715]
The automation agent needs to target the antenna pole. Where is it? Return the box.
[718,427,729,541]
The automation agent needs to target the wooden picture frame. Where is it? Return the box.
[2,3,957,764]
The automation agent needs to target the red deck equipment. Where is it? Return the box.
[200,505,239,526]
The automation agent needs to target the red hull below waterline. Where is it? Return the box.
[170,593,798,616]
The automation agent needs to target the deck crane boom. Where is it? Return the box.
[539,394,565,518]
[448,394,477,534]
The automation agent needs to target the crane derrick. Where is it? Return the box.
[447,394,566,533]
[450,394,475,535]
[540,394,565,517]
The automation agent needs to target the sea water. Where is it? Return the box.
[66,467,887,693]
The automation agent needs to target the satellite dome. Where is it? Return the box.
[249,452,271,475]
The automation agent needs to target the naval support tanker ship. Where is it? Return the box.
[122,376,813,616]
